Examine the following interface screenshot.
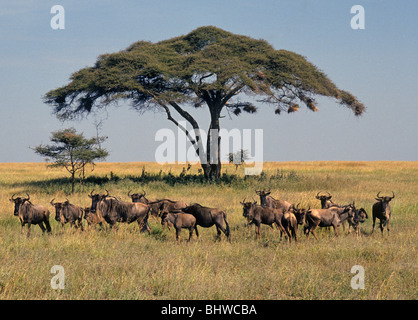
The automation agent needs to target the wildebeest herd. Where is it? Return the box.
[8,189,395,242]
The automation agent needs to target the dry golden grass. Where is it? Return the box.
[0,161,417,299]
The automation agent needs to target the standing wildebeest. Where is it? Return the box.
[127,190,148,203]
[88,189,111,211]
[128,190,187,218]
[182,203,230,241]
[241,200,286,240]
[161,211,197,242]
[344,206,368,235]
[372,191,395,236]
[83,207,103,229]
[350,207,368,237]
[315,191,340,209]
[255,189,292,212]
[91,194,151,232]
[9,193,51,237]
[50,199,84,230]
[282,204,308,244]
[304,204,354,240]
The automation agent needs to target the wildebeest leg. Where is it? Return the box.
[255,223,261,240]
[215,220,229,241]
[188,227,194,241]
[175,227,181,243]
[304,221,313,239]
[194,226,199,240]
[387,220,390,237]
[140,221,150,233]
[44,219,52,234]
[309,223,320,241]
[371,215,376,235]
[283,225,291,243]
[217,213,231,242]
[215,226,222,241]
[332,223,339,238]
[77,219,84,231]
[341,220,346,232]
[26,222,31,237]
[293,227,298,244]
[38,222,46,234]
[379,220,384,236]
[137,219,151,234]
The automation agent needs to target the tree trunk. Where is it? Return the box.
[71,171,75,194]
[202,106,222,180]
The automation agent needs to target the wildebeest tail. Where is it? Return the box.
[222,211,230,237]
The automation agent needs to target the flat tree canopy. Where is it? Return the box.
[44,26,365,179]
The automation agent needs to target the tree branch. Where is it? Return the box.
[161,103,205,160]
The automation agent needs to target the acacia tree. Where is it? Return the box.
[44,26,365,180]
[33,128,108,193]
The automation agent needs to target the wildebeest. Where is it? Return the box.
[50,198,83,230]
[161,211,197,242]
[91,195,151,232]
[282,204,308,244]
[127,190,149,203]
[128,190,187,218]
[315,191,340,209]
[241,200,286,240]
[282,210,297,243]
[84,206,107,229]
[350,207,368,237]
[182,203,230,241]
[158,199,188,215]
[83,207,103,229]
[372,191,395,236]
[9,193,51,237]
[88,189,111,212]
[304,204,354,240]
[255,189,292,212]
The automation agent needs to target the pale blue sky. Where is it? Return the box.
[0,0,417,162]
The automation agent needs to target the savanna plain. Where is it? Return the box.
[0,161,416,300]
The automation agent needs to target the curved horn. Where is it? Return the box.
[50,198,55,206]
[105,189,110,197]
[316,191,322,197]
[327,191,331,197]
[11,193,17,201]
[142,189,146,197]
[390,191,395,200]
[89,189,95,198]
[376,191,383,199]
[25,193,30,201]
[128,190,132,197]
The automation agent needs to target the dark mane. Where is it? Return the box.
[190,203,203,208]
